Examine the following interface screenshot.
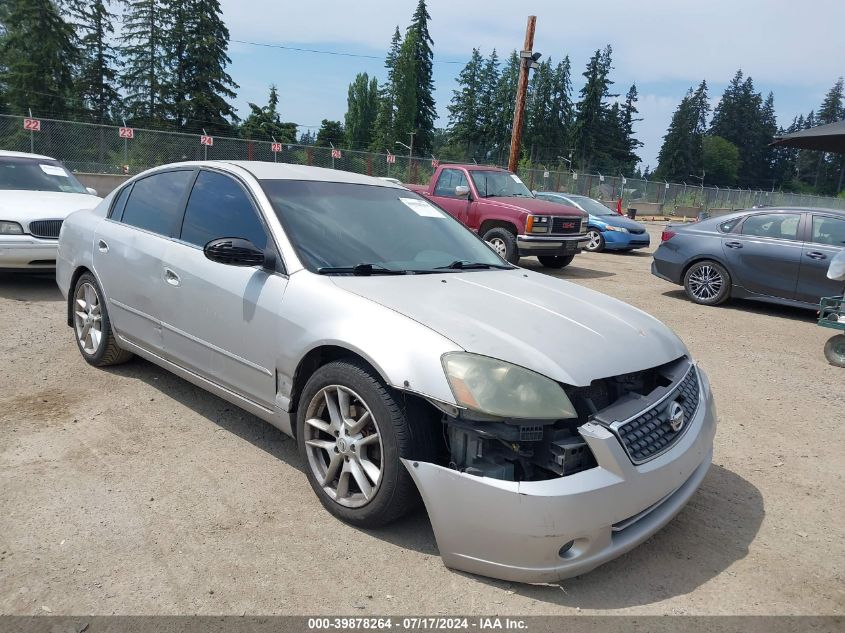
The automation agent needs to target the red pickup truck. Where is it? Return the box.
[405,164,589,268]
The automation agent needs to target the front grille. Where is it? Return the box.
[28,219,63,239]
[550,217,582,235]
[613,366,700,463]
[629,227,646,235]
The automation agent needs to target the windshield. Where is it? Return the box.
[469,170,533,198]
[0,157,88,194]
[569,196,615,216]
[261,180,510,273]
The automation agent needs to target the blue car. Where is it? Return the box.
[535,192,650,252]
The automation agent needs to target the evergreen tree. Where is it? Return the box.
[0,0,77,117]
[655,81,709,182]
[63,0,121,122]
[491,50,519,164]
[574,45,614,170]
[120,0,170,123]
[239,85,297,143]
[547,56,574,162]
[392,30,418,151]
[315,119,344,147]
[177,0,238,132]
[702,135,740,185]
[344,73,379,150]
[406,0,436,155]
[477,49,500,159]
[299,129,316,145]
[815,77,845,193]
[525,58,554,163]
[618,84,643,174]
[447,48,484,156]
[370,26,402,152]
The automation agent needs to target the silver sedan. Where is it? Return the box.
[56,161,716,583]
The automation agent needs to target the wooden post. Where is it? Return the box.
[507,16,536,173]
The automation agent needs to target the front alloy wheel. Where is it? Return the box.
[303,385,384,508]
[585,229,604,252]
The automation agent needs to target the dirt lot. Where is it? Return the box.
[0,224,843,616]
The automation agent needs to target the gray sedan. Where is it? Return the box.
[652,207,845,308]
[57,161,715,583]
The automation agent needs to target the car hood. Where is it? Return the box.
[330,269,687,386]
[484,196,588,218]
[591,214,646,231]
[0,190,101,222]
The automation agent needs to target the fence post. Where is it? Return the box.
[306,147,313,166]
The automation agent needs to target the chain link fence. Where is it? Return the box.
[2,114,842,213]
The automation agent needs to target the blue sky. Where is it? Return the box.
[220,0,845,170]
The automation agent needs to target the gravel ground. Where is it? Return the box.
[0,224,843,616]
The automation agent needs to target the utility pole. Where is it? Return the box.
[507,16,539,173]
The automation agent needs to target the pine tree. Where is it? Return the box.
[392,30,418,151]
[120,0,170,123]
[177,0,238,132]
[574,45,614,171]
[344,73,379,149]
[491,51,519,164]
[370,27,402,152]
[548,56,574,161]
[447,48,484,156]
[655,81,710,182]
[618,84,643,174]
[0,0,78,117]
[315,119,344,147]
[63,0,121,122]
[477,49,500,160]
[525,58,554,163]
[239,85,297,143]
[406,0,436,155]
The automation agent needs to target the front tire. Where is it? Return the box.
[296,359,433,527]
[683,260,731,306]
[585,229,605,252]
[482,227,519,264]
[72,272,133,366]
[824,334,845,367]
[538,255,575,269]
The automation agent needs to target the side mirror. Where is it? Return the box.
[455,185,470,198]
[86,187,98,196]
[204,237,274,269]
[828,250,845,281]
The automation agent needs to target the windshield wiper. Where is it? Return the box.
[317,263,407,276]
[434,260,511,270]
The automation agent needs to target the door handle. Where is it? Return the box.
[163,267,181,286]
[97,239,109,253]
[806,251,827,260]
[725,241,743,249]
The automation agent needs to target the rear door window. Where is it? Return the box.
[740,213,801,241]
[810,215,845,247]
[179,170,268,249]
[120,170,194,237]
[109,183,132,221]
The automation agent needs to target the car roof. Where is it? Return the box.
[439,163,509,172]
[0,150,57,161]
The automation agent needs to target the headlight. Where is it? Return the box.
[605,225,629,233]
[0,221,23,235]
[526,215,549,233]
[442,352,577,419]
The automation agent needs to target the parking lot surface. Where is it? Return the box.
[0,224,842,615]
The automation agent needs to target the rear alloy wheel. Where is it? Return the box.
[824,334,845,368]
[72,273,133,366]
[585,229,605,252]
[538,255,575,269]
[482,227,519,264]
[683,260,731,306]
[297,360,433,527]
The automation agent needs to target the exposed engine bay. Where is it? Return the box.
[441,356,690,481]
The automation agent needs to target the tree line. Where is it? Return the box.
[655,72,844,193]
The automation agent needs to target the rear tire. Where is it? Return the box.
[296,359,435,528]
[72,272,133,367]
[683,260,731,306]
[824,334,845,368]
[482,227,519,264]
[538,255,575,269]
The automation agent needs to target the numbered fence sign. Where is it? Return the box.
[432,159,439,168]
[119,127,134,139]
[386,154,396,164]
[331,148,342,159]
[200,135,213,146]
[23,118,41,132]
[271,142,282,153]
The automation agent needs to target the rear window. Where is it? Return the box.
[811,215,845,247]
[718,217,742,233]
[120,170,194,237]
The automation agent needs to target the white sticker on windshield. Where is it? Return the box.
[40,164,69,177]
[510,174,523,184]
[399,197,446,218]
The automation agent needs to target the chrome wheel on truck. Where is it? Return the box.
[487,237,507,258]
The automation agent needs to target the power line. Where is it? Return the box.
[231,39,465,65]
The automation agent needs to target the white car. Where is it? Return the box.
[0,150,101,271]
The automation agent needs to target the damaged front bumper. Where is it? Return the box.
[403,367,716,583]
